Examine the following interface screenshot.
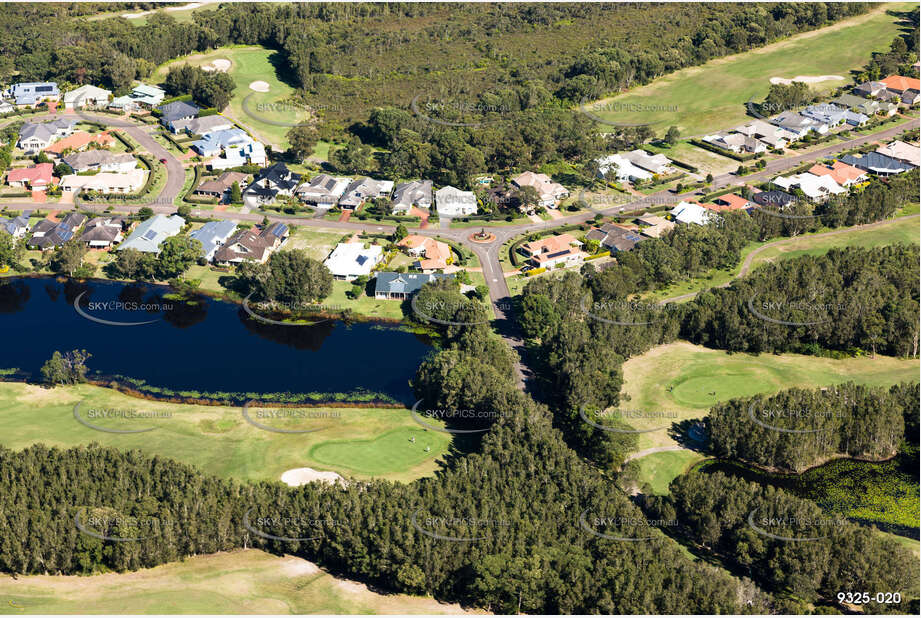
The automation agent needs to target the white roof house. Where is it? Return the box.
[621,149,671,174]
[596,154,651,182]
[876,140,920,167]
[435,186,478,217]
[118,214,185,253]
[323,242,384,281]
[771,173,846,201]
[63,85,112,109]
[59,169,148,194]
[669,201,712,226]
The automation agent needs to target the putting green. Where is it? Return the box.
[309,427,445,475]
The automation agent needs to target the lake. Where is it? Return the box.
[0,277,432,403]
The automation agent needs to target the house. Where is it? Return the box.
[193,171,249,200]
[213,223,288,264]
[879,75,921,98]
[209,141,266,170]
[520,233,586,267]
[189,220,238,261]
[157,100,200,131]
[0,99,14,115]
[63,85,111,109]
[0,210,32,239]
[8,82,59,106]
[622,150,672,175]
[596,153,651,182]
[323,242,384,280]
[43,131,115,156]
[735,119,798,149]
[839,152,914,176]
[485,184,521,210]
[296,174,352,209]
[62,151,136,174]
[390,180,433,214]
[435,185,478,217]
[841,110,870,127]
[511,171,569,208]
[60,169,147,194]
[27,212,86,250]
[6,163,55,189]
[172,115,233,137]
[17,119,75,153]
[634,213,675,239]
[110,84,165,110]
[832,93,880,116]
[338,177,394,209]
[669,201,712,225]
[118,214,184,253]
[191,128,252,157]
[244,163,302,205]
[752,190,796,209]
[807,161,868,187]
[878,101,899,117]
[875,140,920,167]
[374,272,454,300]
[800,103,848,128]
[79,217,127,249]
[585,223,643,252]
[853,81,887,98]
[702,131,766,154]
[900,89,920,106]
[771,173,846,200]
[704,193,755,212]
[771,111,827,137]
[397,235,452,271]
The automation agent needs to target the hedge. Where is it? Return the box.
[160,130,188,153]
[699,186,741,202]
[524,267,547,277]
[112,131,137,153]
[689,138,759,161]
[182,165,204,203]
[669,158,699,173]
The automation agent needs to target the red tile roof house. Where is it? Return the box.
[6,163,56,189]
[520,233,586,269]
[808,161,867,188]
[703,193,754,212]
[43,131,115,157]
[880,75,921,105]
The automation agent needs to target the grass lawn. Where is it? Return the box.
[620,341,919,452]
[634,450,705,495]
[584,4,914,135]
[0,549,473,615]
[327,280,406,320]
[0,382,451,484]
[285,226,348,261]
[153,46,305,149]
[645,140,742,176]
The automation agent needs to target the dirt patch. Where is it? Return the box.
[280,557,320,577]
[280,467,345,487]
[769,75,844,85]
[203,58,232,73]
[249,80,271,93]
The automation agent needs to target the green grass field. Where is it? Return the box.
[153,46,305,149]
[586,4,914,135]
[634,450,704,495]
[0,382,451,483]
[620,341,919,451]
[0,550,473,615]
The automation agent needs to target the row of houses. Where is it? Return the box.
[0,81,164,112]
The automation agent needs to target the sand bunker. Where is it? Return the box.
[280,557,320,577]
[249,80,271,93]
[281,467,345,487]
[769,75,844,85]
[203,58,231,73]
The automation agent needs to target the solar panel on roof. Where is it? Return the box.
[143,230,158,241]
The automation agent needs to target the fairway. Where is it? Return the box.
[0,550,474,615]
[585,4,913,135]
[153,46,306,149]
[619,341,919,452]
[0,382,452,483]
[746,215,920,271]
[633,449,705,495]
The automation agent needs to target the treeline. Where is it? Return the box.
[709,382,916,473]
[856,7,919,82]
[681,244,919,357]
[645,471,919,612]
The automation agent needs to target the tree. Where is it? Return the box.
[176,204,192,219]
[231,182,242,204]
[516,185,541,213]
[0,232,23,267]
[157,236,202,279]
[665,125,680,145]
[49,239,87,277]
[107,247,157,281]
[40,349,91,386]
[330,136,372,174]
[705,173,714,184]
[137,207,154,220]
[286,125,319,161]
[241,249,333,304]
[392,223,408,242]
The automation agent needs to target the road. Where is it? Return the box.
[5,110,917,388]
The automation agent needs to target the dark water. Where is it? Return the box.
[0,277,432,403]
